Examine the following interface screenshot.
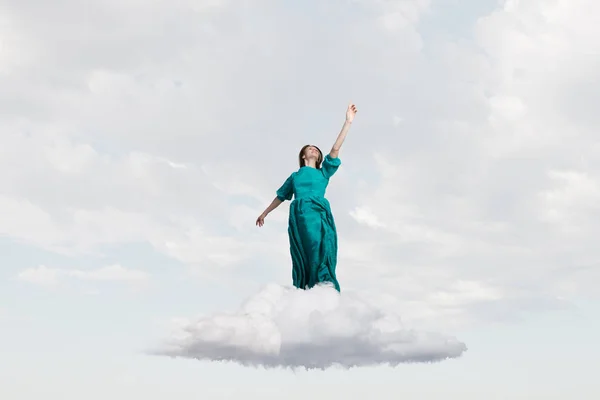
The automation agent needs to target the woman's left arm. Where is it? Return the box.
[329,103,358,159]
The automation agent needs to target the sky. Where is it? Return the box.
[1,0,599,398]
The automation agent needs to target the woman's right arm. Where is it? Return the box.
[256,197,283,227]
[263,197,283,216]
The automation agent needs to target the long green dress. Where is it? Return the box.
[276,154,342,292]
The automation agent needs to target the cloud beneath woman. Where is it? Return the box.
[151,283,466,369]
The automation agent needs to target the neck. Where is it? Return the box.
[304,159,317,168]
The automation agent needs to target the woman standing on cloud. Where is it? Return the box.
[256,103,358,292]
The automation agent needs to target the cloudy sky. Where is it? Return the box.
[1,0,599,398]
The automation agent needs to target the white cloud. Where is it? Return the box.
[153,283,466,369]
[540,170,600,216]
[349,206,386,228]
[68,264,149,282]
[15,265,60,287]
[16,264,149,288]
[375,0,431,30]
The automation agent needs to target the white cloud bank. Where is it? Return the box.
[153,283,466,369]
[16,264,149,287]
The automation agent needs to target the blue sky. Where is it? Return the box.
[1,0,599,398]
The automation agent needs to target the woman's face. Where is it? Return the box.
[305,145,320,159]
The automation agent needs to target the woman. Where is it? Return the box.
[256,103,358,292]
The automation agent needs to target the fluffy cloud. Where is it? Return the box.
[153,283,466,369]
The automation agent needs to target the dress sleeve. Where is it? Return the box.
[321,154,341,179]
[276,173,294,201]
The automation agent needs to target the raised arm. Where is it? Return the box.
[329,103,358,159]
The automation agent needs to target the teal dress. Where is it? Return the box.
[276,154,342,292]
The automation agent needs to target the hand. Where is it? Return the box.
[346,103,358,123]
[256,213,266,227]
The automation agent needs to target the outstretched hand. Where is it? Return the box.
[256,213,265,227]
[346,103,358,123]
